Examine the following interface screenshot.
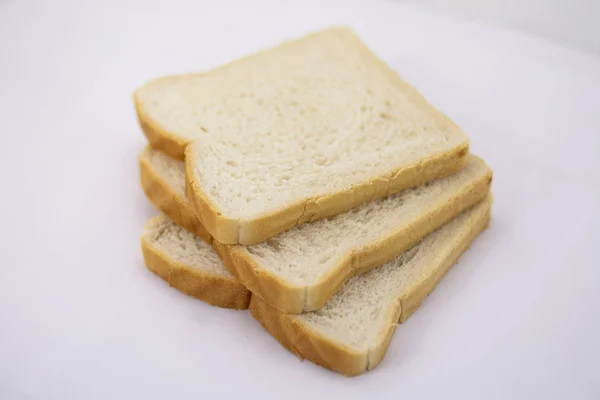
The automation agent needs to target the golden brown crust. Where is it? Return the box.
[139,148,213,244]
[186,144,469,245]
[141,217,251,310]
[250,196,492,375]
[220,159,492,313]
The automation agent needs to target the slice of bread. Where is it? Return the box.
[141,214,251,309]
[139,147,211,243]
[250,196,492,376]
[135,27,470,244]
[140,147,491,313]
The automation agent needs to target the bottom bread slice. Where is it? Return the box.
[141,214,251,309]
[250,195,492,376]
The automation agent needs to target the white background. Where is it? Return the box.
[394,0,600,55]
[1,0,599,399]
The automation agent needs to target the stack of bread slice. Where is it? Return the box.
[136,27,493,376]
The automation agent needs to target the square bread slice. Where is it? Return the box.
[250,196,492,376]
[141,214,251,309]
[140,147,492,313]
[135,27,470,244]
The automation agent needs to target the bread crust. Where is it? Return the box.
[139,148,212,244]
[218,158,492,313]
[250,196,492,376]
[141,216,251,310]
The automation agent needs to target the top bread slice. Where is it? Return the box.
[251,196,492,376]
[135,27,470,244]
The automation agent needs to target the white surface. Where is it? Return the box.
[1,0,599,398]
[393,0,600,54]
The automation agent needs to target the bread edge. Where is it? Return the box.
[219,157,492,313]
[141,215,251,310]
[249,195,492,376]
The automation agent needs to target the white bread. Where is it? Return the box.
[134,27,470,244]
[250,196,492,376]
[139,147,491,313]
[141,214,250,309]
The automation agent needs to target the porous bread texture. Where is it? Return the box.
[250,195,492,376]
[134,26,469,244]
[217,155,492,313]
[141,214,250,309]
[145,214,223,274]
[139,147,211,243]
